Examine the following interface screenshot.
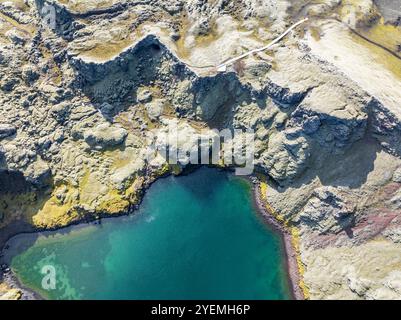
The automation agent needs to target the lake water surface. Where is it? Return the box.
[8,168,291,299]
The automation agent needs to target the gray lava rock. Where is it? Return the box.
[84,123,128,150]
[333,124,351,142]
[0,124,16,139]
[51,102,71,123]
[298,187,355,234]
[137,89,153,104]
[22,66,39,84]
[303,115,321,134]
[5,29,27,45]
[392,167,401,183]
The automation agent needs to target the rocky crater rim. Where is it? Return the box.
[1,0,401,300]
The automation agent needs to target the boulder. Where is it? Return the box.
[84,123,128,150]
[5,29,27,45]
[24,157,52,188]
[137,88,153,104]
[0,124,16,139]
[258,132,310,185]
[298,187,355,234]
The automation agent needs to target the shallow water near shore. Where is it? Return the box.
[6,168,291,300]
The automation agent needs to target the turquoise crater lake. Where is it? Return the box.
[8,168,291,300]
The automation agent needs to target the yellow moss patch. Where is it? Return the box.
[340,0,379,21]
[57,0,118,13]
[291,227,310,300]
[78,169,106,206]
[0,2,36,45]
[260,181,267,201]
[96,189,130,215]
[0,283,22,300]
[80,37,134,61]
[32,184,80,229]
[0,0,29,12]
[360,18,401,54]
[124,178,142,202]
[194,27,221,49]
[336,1,401,79]
[309,26,322,41]
[0,11,35,34]
[102,144,145,172]
[33,170,145,227]
[152,162,170,177]
[96,176,145,214]
[216,158,226,168]
[259,182,285,223]
[110,154,133,170]
[33,169,101,228]
[170,164,183,176]
[175,16,224,60]
[77,13,141,61]
[350,32,401,80]
[258,180,310,299]
[175,15,191,59]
